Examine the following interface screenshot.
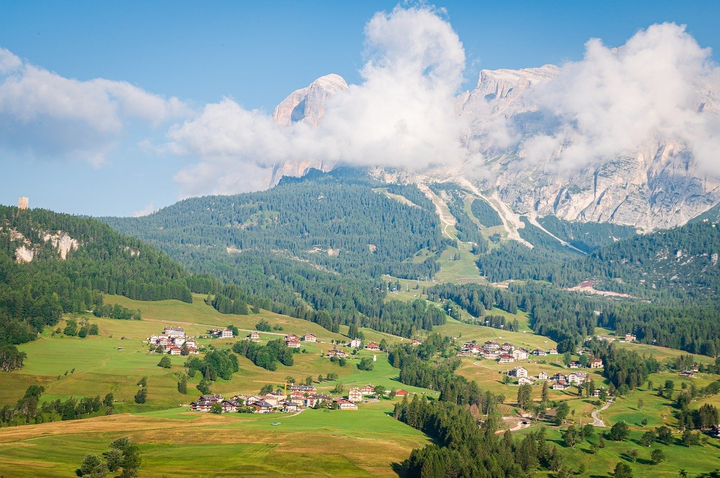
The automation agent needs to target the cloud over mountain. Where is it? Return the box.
[518,23,720,174]
[168,6,476,197]
[168,8,720,199]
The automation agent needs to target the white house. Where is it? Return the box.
[509,366,528,378]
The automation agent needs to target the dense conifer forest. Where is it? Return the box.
[0,206,203,360]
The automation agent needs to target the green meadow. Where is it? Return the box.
[0,404,430,477]
[2,293,720,477]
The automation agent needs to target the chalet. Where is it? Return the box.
[548,348,558,355]
[290,391,306,401]
[251,400,273,413]
[365,342,380,351]
[290,385,317,394]
[263,393,284,407]
[411,339,422,346]
[485,341,500,350]
[538,371,548,380]
[498,354,515,364]
[285,339,301,349]
[285,334,299,342]
[220,329,234,338]
[591,358,603,369]
[501,342,514,352]
[552,381,569,391]
[282,401,302,413]
[395,389,409,397]
[568,372,589,385]
[509,366,528,378]
[305,394,331,408]
[532,349,547,357]
[168,346,182,355]
[191,400,214,412]
[348,338,362,348]
[334,398,358,410]
[348,388,363,403]
[592,388,610,398]
[463,343,483,354]
[249,331,260,340]
[327,349,348,359]
[513,348,529,361]
[173,337,186,346]
[302,334,317,343]
[243,395,262,405]
[518,377,533,386]
[191,394,224,412]
[185,340,197,349]
[221,400,241,413]
[360,385,375,395]
[679,370,696,378]
[552,373,568,382]
[482,350,500,360]
[624,333,637,343]
[232,395,250,405]
[569,361,582,369]
[164,327,186,338]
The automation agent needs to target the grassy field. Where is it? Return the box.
[514,425,720,477]
[0,295,438,476]
[434,317,557,351]
[0,403,431,477]
[3,289,720,477]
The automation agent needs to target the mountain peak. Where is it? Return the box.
[273,73,348,127]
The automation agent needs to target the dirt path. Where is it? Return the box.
[591,399,613,427]
[455,179,533,248]
[526,215,587,255]
[417,183,456,240]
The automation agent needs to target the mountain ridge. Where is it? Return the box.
[266,66,720,231]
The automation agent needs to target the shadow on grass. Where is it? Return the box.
[391,461,407,477]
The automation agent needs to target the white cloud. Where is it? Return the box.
[0,47,189,165]
[167,6,481,197]
[518,23,720,173]
[133,202,158,217]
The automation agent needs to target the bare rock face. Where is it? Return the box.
[273,74,348,127]
[457,67,720,230]
[269,68,720,230]
[43,232,79,260]
[267,74,347,186]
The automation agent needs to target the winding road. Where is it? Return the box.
[591,399,613,427]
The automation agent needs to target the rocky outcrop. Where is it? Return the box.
[273,73,348,127]
[269,67,720,231]
[42,232,79,260]
[4,228,80,263]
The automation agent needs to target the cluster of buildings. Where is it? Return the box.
[460,340,536,363]
[506,366,607,396]
[190,384,412,414]
[208,328,235,339]
[279,333,318,348]
[147,327,198,355]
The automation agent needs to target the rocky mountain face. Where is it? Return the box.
[268,74,347,186]
[268,67,720,231]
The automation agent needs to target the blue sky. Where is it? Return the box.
[1,0,719,216]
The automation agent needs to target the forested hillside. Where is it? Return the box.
[105,169,446,280]
[0,206,202,354]
[479,220,720,305]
